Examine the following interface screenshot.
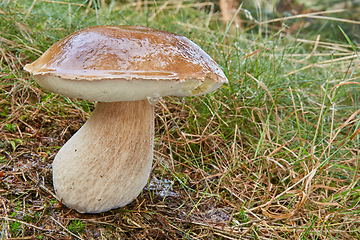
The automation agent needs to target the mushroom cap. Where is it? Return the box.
[24,25,228,102]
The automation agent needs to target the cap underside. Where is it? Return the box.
[33,74,223,102]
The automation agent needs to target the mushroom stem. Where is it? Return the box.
[52,100,154,213]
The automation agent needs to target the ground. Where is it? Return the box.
[1,0,360,239]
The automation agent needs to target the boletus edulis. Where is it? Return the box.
[24,25,228,213]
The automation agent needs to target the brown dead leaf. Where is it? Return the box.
[219,0,242,28]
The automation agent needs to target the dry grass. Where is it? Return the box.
[1,0,360,239]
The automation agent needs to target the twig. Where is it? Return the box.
[0,216,51,232]
[49,216,83,240]
[259,9,351,25]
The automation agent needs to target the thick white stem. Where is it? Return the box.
[52,100,154,213]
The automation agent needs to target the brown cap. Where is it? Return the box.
[24,25,228,102]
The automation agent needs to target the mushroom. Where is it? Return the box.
[24,25,228,213]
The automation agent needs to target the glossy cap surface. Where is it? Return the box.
[24,25,228,101]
